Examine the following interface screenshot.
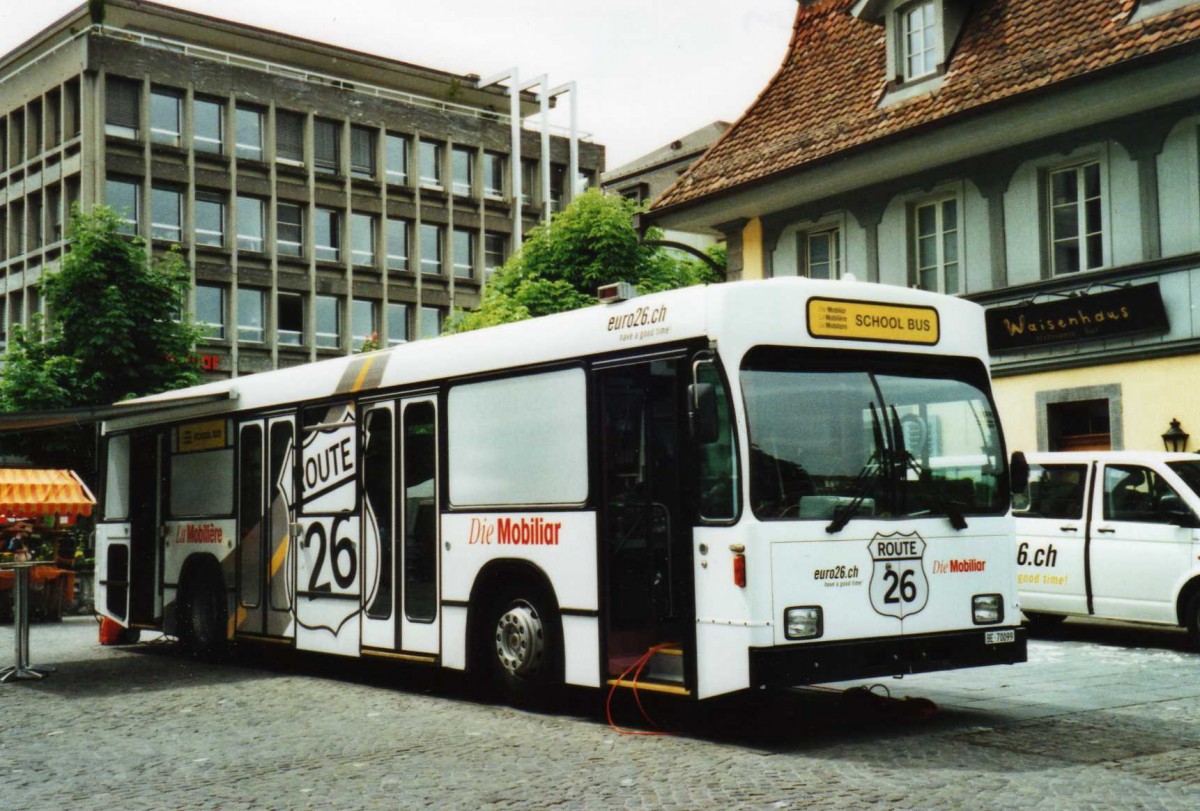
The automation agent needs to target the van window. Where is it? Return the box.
[1015,463,1086,519]
[1103,465,1185,523]
[1167,460,1200,496]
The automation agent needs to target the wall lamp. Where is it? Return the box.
[1162,418,1190,453]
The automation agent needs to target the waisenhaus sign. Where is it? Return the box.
[984,285,1169,354]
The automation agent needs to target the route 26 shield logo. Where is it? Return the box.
[868,531,929,619]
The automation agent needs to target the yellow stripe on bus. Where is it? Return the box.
[350,356,375,393]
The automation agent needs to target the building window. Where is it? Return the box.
[236,106,265,161]
[105,77,139,139]
[386,218,409,271]
[351,213,376,267]
[453,228,474,279]
[314,118,340,175]
[484,231,506,279]
[29,197,43,250]
[315,208,341,261]
[1048,399,1111,452]
[47,186,62,243]
[277,202,303,257]
[196,284,225,340]
[352,298,377,350]
[150,88,182,146]
[550,164,565,212]
[315,294,341,349]
[420,223,442,274]
[451,146,473,196]
[151,186,183,242]
[521,159,537,205]
[420,306,441,339]
[387,302,409,346]
[193,97,224,155]
[195,192,225,248]
[914,197,959,294]
[385,133,408,184]
[277,292,304,346]
[419,140,442,188]
[801,227,841,280]
[900,1,938,81]
[275,110,305,164]
[350,126,376,179]
[238,287,266,343]
[237,196,266,252]
[483,152,505,199]
[1049,162,1103,275]
[575,169,594,197]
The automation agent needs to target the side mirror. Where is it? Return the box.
[1009,451,1029,496]
[688,382,719,445]
[1159,495,1200,528]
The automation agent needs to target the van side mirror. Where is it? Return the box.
[1159,494,1200,528]
[688,382,719,445]
[1009,451,1029,496]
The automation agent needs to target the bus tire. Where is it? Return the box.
[486,583,562,706]
[1185,593,1200,650]
[1022,611,1066,631]
[180,565,227,660]
[119,627,142,644]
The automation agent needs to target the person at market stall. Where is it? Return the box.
[6,521,34,562]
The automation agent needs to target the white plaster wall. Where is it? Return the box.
[964,179,990,294]
[1159,116,1200,258]
[877,194,909,289]
[1109,140,1142,267]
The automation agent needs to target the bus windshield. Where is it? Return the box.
[741,347,1007,523]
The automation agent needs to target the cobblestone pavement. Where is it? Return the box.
[3,617,1200,809]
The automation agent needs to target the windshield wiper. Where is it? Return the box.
[826,402,887,533]
[888,405,968,530]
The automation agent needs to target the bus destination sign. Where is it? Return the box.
[807,297,940,346]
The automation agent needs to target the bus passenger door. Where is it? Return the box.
[398,397,440,655]
[295,403,362,656]
[597,359,688,676]
[128,431,166,626]
[360,403,398,650]
[236,416,297,639]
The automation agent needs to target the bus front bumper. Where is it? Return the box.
[749,626,1027,688]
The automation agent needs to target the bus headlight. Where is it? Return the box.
[784,606,823,640]
[972,594,1003,625]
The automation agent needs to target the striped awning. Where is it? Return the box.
[0,469,96,518]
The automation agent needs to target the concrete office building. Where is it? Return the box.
[643,0,1200,454]
[0,0,604,377]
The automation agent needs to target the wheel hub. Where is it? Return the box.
[494,600,545,677]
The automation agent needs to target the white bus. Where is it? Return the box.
[95,278,1025,701]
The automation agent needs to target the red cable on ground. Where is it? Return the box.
[605,641,679,736]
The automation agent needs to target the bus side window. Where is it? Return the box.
[695,361,739,521]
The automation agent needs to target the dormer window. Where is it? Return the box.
[901,1,938,81]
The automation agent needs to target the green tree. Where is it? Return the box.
[446,189,723,333]
[0,206,205,464]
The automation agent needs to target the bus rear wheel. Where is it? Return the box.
[487,586,561,705]
[180,567,227,660]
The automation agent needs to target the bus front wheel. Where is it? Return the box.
[487,585,562,705]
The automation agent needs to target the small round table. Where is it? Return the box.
[1,561,58,682]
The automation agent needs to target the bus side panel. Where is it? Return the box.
[693,526,760,699]
[95,522,132,626]
[441,512,600,687]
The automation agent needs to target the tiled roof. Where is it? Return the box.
[652,0,1200,212]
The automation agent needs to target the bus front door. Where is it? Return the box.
[598,359,688,677]
[295,403,362,656]
[236,416,297,639]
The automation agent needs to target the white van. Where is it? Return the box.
[1014,451,1200,645]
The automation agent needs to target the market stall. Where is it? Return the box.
[0,469,96,622]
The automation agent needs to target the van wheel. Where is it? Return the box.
[487,585,562,706]
[1023,611,1066,631]
[180,568,228,660]
[1185,594,1200,650]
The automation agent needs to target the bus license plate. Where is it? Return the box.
[985,630,1015,645]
